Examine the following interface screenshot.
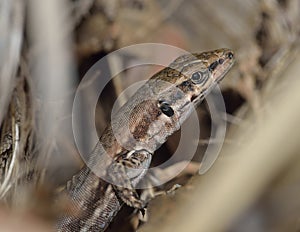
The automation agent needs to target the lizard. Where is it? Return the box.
[56,48,235,231]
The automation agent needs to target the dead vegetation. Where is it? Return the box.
[0,0,300,231]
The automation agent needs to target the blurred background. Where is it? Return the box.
[0,0,300,231]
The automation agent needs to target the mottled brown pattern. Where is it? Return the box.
[129,100,161,140]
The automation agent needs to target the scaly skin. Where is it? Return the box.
[57,48,235,231]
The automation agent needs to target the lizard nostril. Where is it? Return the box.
[227,52,234,59]
[218,58,224,64]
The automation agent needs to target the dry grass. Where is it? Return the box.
[0,0,300,231]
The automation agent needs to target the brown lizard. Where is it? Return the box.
[56,48,235,231]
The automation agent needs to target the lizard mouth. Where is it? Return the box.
[213,56,235,83]
[191,94,198,102]
[191,81,218,104]
[191,92,205,104]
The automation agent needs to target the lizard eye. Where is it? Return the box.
[158,100,174,117]
[191,70,209,85]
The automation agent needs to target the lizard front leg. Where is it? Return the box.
[108,149,152,209]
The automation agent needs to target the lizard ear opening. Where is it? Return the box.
[158,100,174,117]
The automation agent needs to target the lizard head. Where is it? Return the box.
[151,48,235,128]
[175,48,235,106]
[153,48,235,107]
